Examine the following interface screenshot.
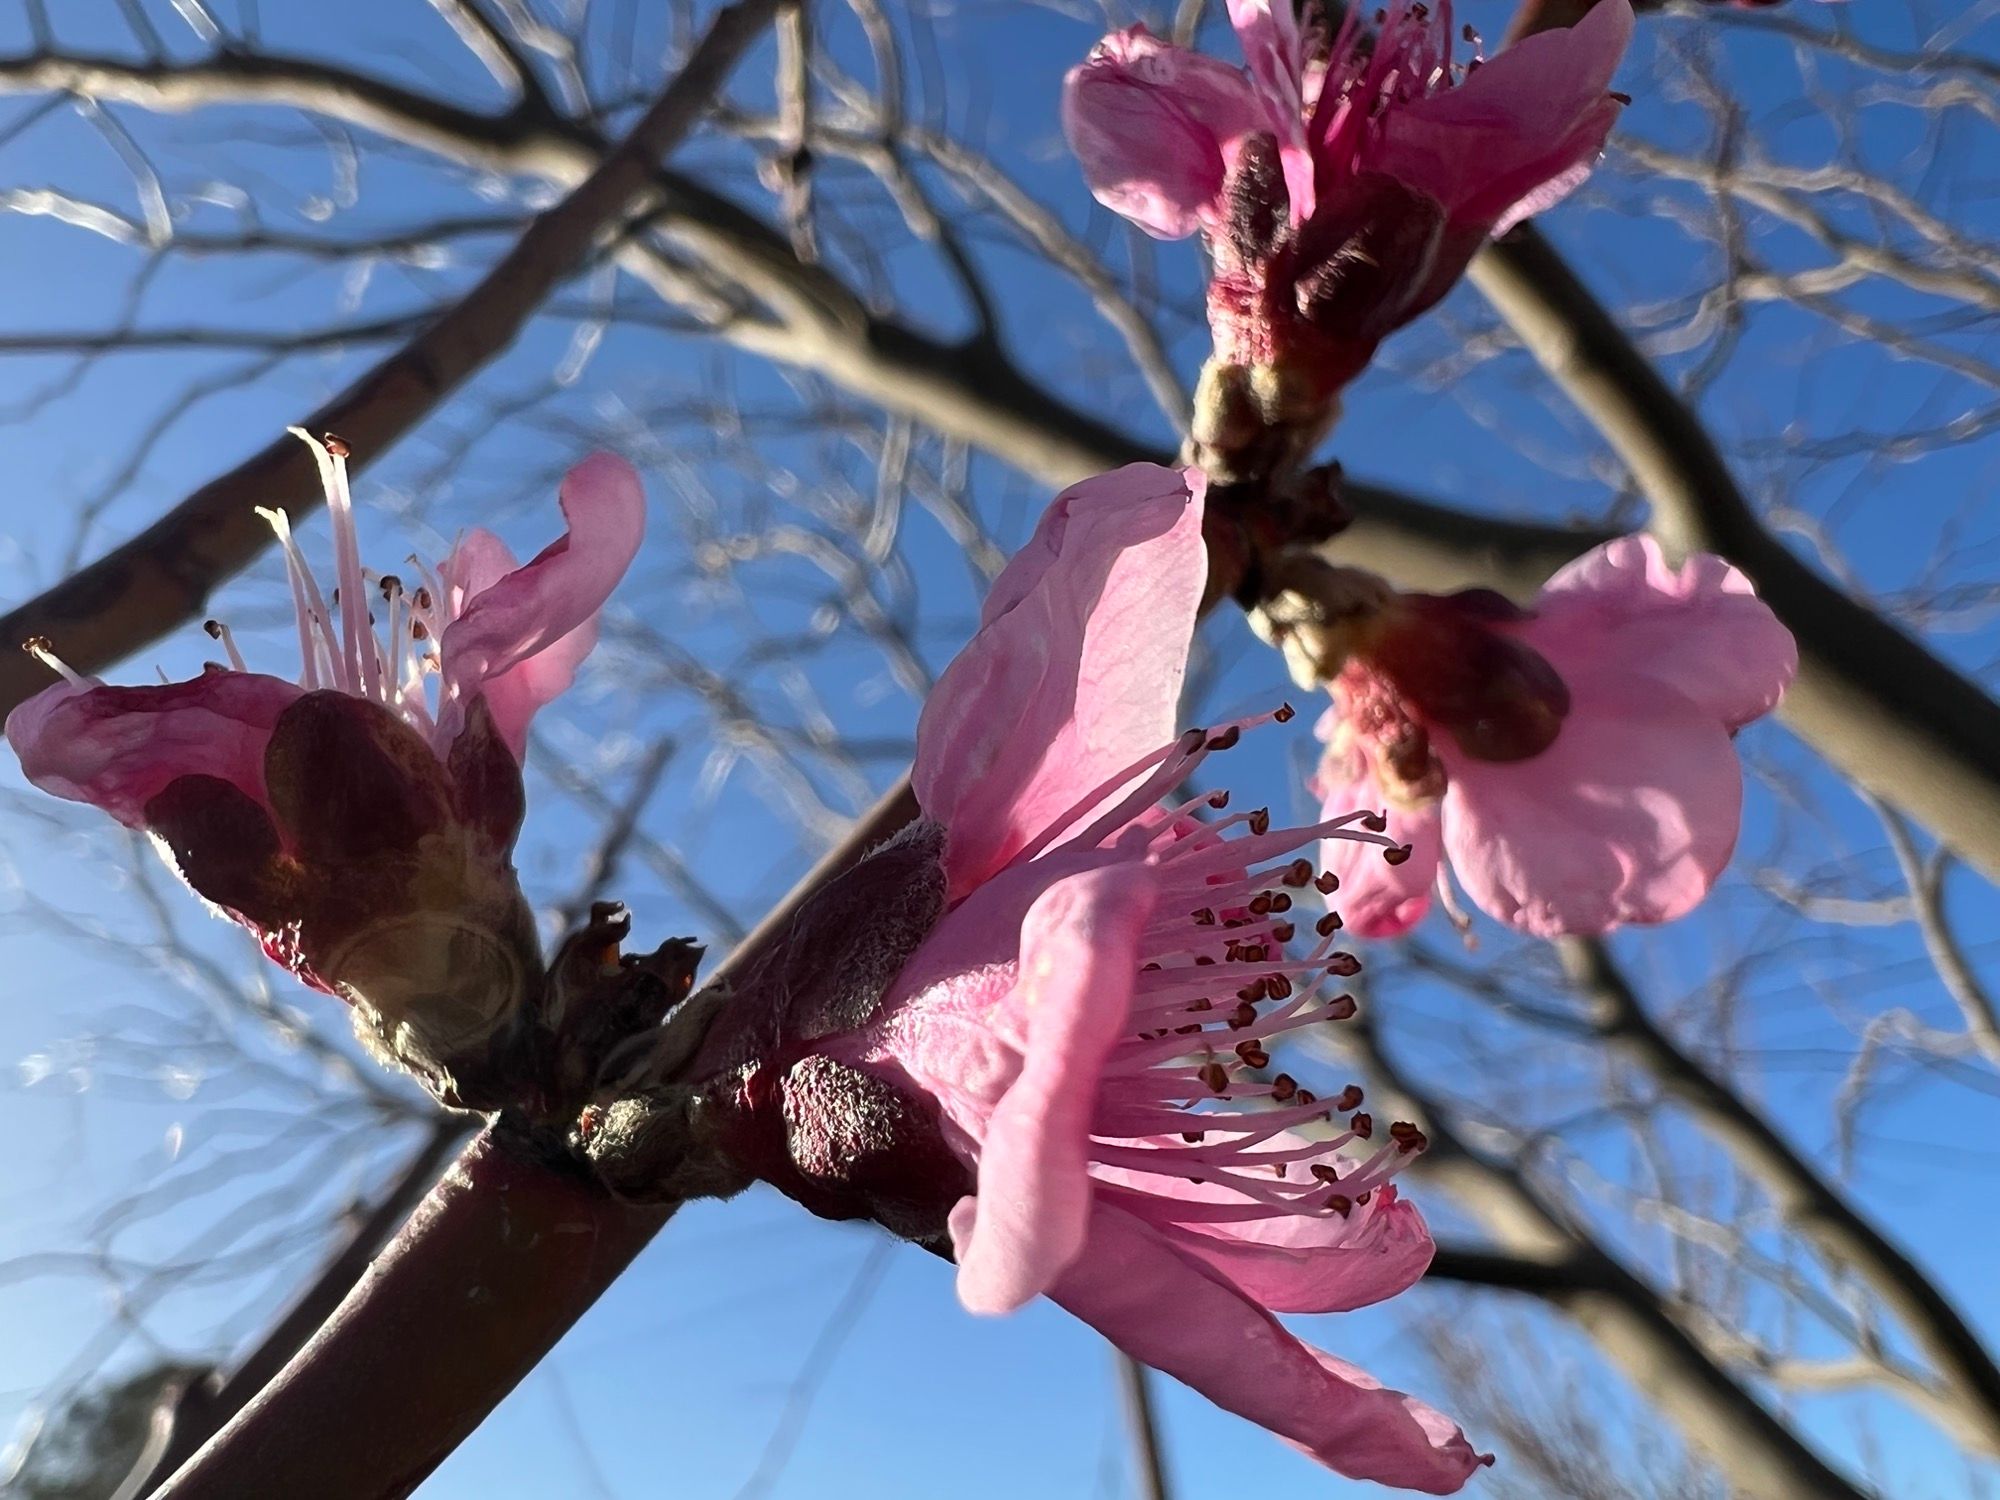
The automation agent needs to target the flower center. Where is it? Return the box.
[1001,707,1433,1226]
[251,430,454,743]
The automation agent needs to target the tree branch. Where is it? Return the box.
[115,1119,475,1500]
[1337,1016,1874,1500]
[1557,935,2000,1455]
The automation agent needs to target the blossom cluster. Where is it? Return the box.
[6,1,1801,1490]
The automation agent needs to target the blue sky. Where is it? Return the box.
[1,1,1998,1497]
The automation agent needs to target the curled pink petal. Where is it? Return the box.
[5,670,302,828]
[952,863,1160,1314]
[1531,533,1798,730]
[437,526,519,607]
[1063,29,1265,239]
[1377,0,1632,234]
[438,453,646,756]
[1050,1203,1488,1493]
[913,464,1205,899]
[1438,673,1742,937]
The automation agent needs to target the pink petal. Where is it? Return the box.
[1225,0,1316,217]
[1048,1202,1488,1492]
[1530,534,1798,731]
[1374,0,1632,233]
[1063,29,1265,239]
[1438,673,1743,937]
[914,464,1205,900]
[437,454,645,758]
[1312,730,1441,938]
[438,526,518,608]
[5,670,302,829]
[1101,1157,1437,1313]
[950,862,1160,1314]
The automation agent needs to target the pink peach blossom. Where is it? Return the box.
[711,465,1486,1492]
[1315,536,1797,939]
[6,434,644,1100]
[1065,0,1632,382]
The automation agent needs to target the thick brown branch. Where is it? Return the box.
[1470,226,2000,883]
[152,1128,672,1500]
[118,1119,474,1499]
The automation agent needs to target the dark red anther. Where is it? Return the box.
[1229,1002,1258,1029]
[1270,1073,1297,1102]
[1295,1088,1317,1107]
[322,433,351,458]
[1327,951,1362,976]
[1266,973,1294,1001]
[1335,1084,1364,1111]
[1324,993,1358,1020]
[1382,843,1414,866]
[1237,978,1270,1004]
[1282,858,1314,887]
[1249,808,1271,836]
[1271,922,1296,944]
[1192,907,1216,926]
[1182,1130,1206,1144]
[1350,1112,1374,1139]
[1200,1061,1230,1094]
[1206,725,1242,751]
[1189,996,1213,1011]
[1361,810,1388,833]
[1235,1041,1270,1069]
[1327,1193,1353,1217]
[1355,1190,1373,1205]
[1310,1163,1341,1184]
[1274,701,1296,723]
[1249,892,1274,916]
[1316,912,1341,937]
[1176,1023,1203,1036]
[202,619,223,638]
[1390,1121,1429,1153]
[1269,892,1292,913]
[1315,871,1340,895]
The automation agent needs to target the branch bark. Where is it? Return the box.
[117,1119,474,1500]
